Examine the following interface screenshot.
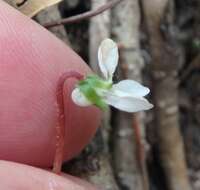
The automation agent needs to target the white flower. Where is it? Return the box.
[71,38,153,112]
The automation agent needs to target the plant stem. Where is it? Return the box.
[132,114,149,190]
[53,71,84,174]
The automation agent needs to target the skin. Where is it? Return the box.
[0,1,101,189]
[0,160,98,190]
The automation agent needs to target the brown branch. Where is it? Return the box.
[111,1,148,189]
[43,0,124,28]
[142,1,191,190]
[89,0,111,73]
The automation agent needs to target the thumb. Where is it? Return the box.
[0,161,98,190]
[0,1,101,167]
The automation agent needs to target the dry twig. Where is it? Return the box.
[111,1,148,189]
[89,0,111,74]
[87,1,120,189]
[142,0,191,190]
[43,0,124,28]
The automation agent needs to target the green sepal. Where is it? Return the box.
[78,79,108,110]
[85,75,112,90]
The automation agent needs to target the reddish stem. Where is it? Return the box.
[132,114,149,190]
[53,71,84,174]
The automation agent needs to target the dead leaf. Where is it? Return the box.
[4,0,62,17]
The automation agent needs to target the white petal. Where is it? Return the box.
[71,88,92,107]
[98,38,119,79]
[111,80,150,97]
[104,93,153,112]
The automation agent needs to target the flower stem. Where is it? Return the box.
[53,71,84,174]
[132,114,149,190]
